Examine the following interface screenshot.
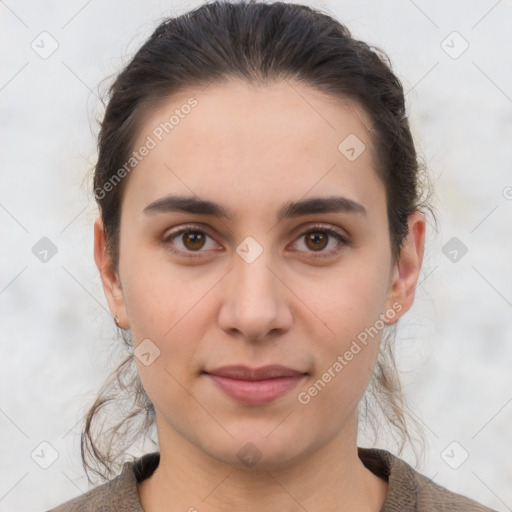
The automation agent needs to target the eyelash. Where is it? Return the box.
[162,223,348,259]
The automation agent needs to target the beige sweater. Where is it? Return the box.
[46,448,497,511]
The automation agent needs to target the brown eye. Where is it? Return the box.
[182,231,206,251]
[163,226,219,257]
[292,225,347,258]
[304,232,328,251]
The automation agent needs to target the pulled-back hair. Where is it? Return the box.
[83,0,432,482]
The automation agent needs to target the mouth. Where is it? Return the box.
[203,365,307,406]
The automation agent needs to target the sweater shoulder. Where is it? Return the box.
[45,480,120,512]
[45,462,143,512]
[412,466,497,512]
[45,452,159,512]
[359,448,497,512]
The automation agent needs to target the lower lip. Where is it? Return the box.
[206,374,305,405]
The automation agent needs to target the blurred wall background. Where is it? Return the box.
[1,1,511,510]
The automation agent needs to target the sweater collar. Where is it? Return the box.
[119,447,418,511]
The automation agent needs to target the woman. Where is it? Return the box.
[48,1,496,510]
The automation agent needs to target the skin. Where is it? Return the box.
[94,78,425,512]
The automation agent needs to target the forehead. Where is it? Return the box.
[123,78,384,221]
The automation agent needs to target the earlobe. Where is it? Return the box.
[385,211,426,324]
[93,216,129,329]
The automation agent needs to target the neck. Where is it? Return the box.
[138,415,388,512]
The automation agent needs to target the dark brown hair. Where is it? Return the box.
[83,0,432,482]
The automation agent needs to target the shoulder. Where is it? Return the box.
[45,452,160,512]
[358,447,497,512]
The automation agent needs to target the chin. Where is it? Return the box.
[199,425,316,472]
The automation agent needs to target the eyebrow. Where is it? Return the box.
[143,194,367,222]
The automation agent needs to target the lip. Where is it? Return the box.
[204,365,307,405]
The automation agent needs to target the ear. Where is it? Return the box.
[94,216,128,329]
[385,211,426,324]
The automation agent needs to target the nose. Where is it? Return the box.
[217,247,293,342]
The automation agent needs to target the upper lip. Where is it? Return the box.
[204,365,306,381]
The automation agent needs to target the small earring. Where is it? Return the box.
[114,316,120,326]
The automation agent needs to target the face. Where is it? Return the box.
[95,79,424,470]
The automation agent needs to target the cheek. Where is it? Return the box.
[297,242,391,403]
[296,288,384,431]
[119,236,195,336]
[310,248,391,344]
[124,265,213,418]
[119,240,222,375]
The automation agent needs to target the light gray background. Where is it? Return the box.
[1,1,511,511]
